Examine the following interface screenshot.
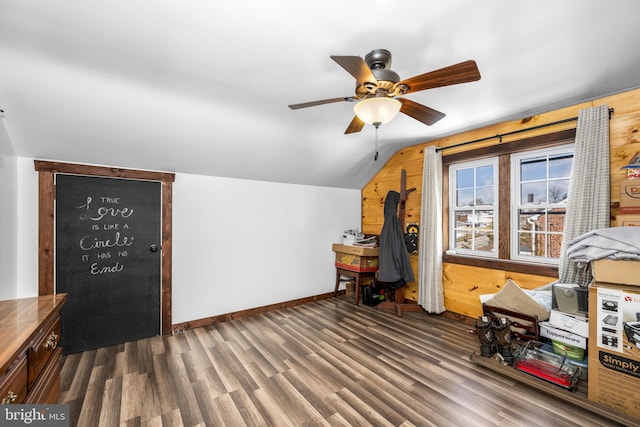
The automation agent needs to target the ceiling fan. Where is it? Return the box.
[288,49,481,134]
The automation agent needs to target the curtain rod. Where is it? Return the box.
[436,107,614,153]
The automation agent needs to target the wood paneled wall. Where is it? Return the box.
[362,88,640,318]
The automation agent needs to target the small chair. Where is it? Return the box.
[334,267,377,306]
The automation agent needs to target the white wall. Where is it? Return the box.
[172,173,360,324]
[0,122,17,301]
[17,158,44,297]
[14,158,362,323]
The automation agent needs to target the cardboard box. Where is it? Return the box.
[588,282,640,419]
[332,243,379,257]
[617,214,640,226]
[333,243,379,272]
[620,179,640,208]
[539,321,587,349]
[334,252,378,272]
[549,309,589,338]
[592,259,640,286]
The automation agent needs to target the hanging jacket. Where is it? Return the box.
[378,190,415,289]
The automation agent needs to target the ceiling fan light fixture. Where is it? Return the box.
[353,97,402,126]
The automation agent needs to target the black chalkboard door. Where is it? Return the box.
[55,174,162,354]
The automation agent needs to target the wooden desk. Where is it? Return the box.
[0,294,66,404]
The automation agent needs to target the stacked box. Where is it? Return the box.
[593,259,640,286]
[549,310,589,337]
[588,259,640,419]
[539,321,587,361]
[547,283,590,365]
[332,243,379,272]
[334,252,378,272]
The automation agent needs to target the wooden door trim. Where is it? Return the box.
[34,160,175,335]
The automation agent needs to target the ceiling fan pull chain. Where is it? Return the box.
[374,124,379,161]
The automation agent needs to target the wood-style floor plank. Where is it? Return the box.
[60,294,635,426]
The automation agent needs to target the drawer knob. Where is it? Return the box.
[44,331,58,350]
[2,390,17,404]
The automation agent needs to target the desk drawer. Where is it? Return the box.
[0,354,27,404]
[28,316,61,389]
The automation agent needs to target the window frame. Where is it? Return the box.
[448,157,499,258]
[441,129,576,277]
[510,144,574,265]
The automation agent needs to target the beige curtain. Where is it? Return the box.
[418,146,445,313]
[558,104,610,285]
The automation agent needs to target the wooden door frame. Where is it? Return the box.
[34,160,175,335]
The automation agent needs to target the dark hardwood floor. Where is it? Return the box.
[60,294,633,426]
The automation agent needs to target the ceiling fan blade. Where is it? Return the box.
[288,97,354,110]
[344,116,365,134]
[330,55,378,84]
[399,60,481,94]
[399,98,446,126]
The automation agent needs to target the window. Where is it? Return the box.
[449,158,499,257]
[447,138,574,266]
[511,145,573,263]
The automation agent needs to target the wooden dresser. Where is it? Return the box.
[0,294,66,404]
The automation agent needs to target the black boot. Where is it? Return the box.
[493,317,515,364]
[474,316,496,357]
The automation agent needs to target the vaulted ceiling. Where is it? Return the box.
[2,1,640,189]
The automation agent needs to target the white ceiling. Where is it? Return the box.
[2,1,640,189]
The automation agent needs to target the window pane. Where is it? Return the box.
[520,156,546,181]
[520,182,546,204]
[456,188,475,207]
[474,229,494,251]
[518,209,546,232]
[549,154,573,179]
[476,165,494,186]
[476,210,494,229]
[548,179,569,203]
[474,209,495,252]
[454,230,473,250]
[547,233,564,258]
[455,210,473,227]
[517,231,534,256]
[456,168,474,188]
[547,207,566,232]
[476,186,494,205]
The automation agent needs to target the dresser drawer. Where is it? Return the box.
[28,316,61,389]
[25,347,62,405]
[0,354,27,404]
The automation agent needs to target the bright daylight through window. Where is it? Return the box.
[511,144,573,263]
[450,158,498,256]
[448,143,574,265]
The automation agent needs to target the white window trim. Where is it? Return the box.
[448,157,499,258]
[510,143,574,265]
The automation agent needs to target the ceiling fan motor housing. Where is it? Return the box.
[365,49,393,70]
[360,49,401,97]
